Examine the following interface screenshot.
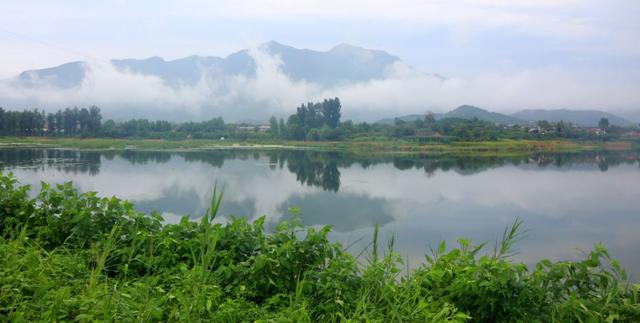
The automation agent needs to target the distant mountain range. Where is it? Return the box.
[5,41,638,125]
[14,41,401,89]
[377,105,637,127]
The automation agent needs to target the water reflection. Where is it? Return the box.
[0,149,101,175]
[1,148,639,278]
[3,148,637,190]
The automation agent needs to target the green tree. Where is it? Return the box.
[598,117,609,130]
[46,113,56,134]
[88,106,102,134]
[78,107,90,133]
[425,112,436,128]
[269,116,279,137]
[0,108,5,134]
[278,118,286,138]
[537,120,552,131]
[54,111,64,135]
[321,97,341,129]
[286,114,306,140]
[101,120,118,137]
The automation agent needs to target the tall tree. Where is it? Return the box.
[88,106,102,134]
[47,113,56,134]
[78,108,90,133]
[0,108,5,134]
[54,111,63,135]
[269,116,279,136]
[425,112,436,127]
[321,98,341,129]
[278,118,286,138]
[598,117,609,130]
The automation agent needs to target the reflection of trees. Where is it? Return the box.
[379,151,640,176]
[118,150,171,165]
[277,151,342,192]
[526,151,640,170]
[2,148,639,191]
[0,149,100,175]
[394,155,512,175]
[183,150,257,168]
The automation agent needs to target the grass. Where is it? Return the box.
[0,136,627,156]
[1,172,639,322]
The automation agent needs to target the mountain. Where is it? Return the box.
[443,105,522,125]
[376,105,521,125]
[511,109,635,127]
[16,61,88,89]
[13,41,400,89]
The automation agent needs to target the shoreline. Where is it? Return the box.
[0,136,636,156]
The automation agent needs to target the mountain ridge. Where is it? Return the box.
[12,41,401,89]
[377,106,636,127]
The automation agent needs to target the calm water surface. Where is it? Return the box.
[1,148,639,278]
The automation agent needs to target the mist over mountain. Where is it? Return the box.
[2,41,424,121]
[16,61,88,89]
[2,41,638,123]
[20,41,399,90]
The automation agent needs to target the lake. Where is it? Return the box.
[1,148,639,279]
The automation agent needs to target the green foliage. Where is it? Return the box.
[1,172,639,321]
[282,98,343,140]
[0,106,102,137]
[4,99,638,142]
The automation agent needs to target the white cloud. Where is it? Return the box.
[1,1,639,115]
[1,47,639,120]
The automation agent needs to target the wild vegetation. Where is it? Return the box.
[1,172,638,322]
[2,99,639,143]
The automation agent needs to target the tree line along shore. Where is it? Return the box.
[2,98,639,144]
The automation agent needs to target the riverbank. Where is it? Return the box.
[0,136,635,155]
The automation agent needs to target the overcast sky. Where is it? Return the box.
[1,0,639,119]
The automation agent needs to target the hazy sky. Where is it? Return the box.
[1,0,639,119]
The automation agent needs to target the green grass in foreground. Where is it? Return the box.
[1,173,639,322]
[0,136,622,155]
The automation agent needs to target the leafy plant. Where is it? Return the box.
[0,172,638,322]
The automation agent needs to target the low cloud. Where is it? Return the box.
[1,47,639,122]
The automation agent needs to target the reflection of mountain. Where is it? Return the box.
[278,192,394,232]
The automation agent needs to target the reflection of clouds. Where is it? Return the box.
[339,164,640,219]
[278,191,394,232]
[9,154,319,224]
[6,151,640,278]
[9,153,640,224]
